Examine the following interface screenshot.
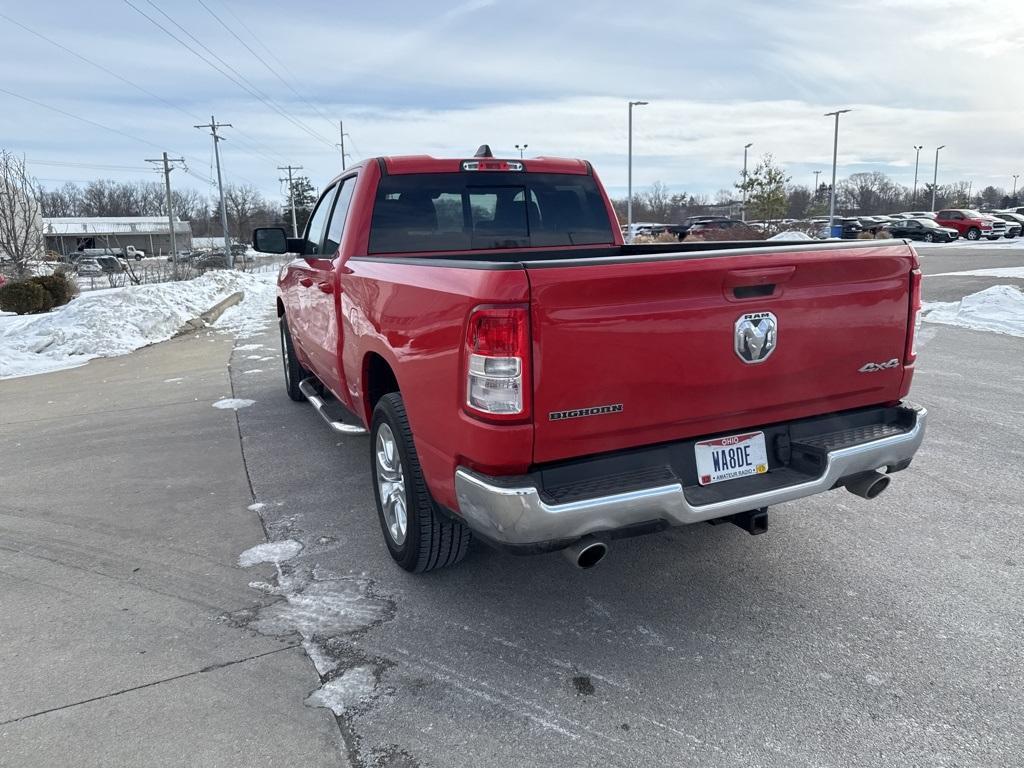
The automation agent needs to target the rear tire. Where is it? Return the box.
[966,227,980,241]
[279,314,309,402]
[371,392,470,573]
[923,232,934,242]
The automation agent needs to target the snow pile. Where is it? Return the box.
[933,266,1024,279]
[238,539,303,567]
[768,230,814,241]
[212,398,255,410]
[922,285,1024,337]
[211,271,277,339]
[0,270,276,379]
[305,666,376,715]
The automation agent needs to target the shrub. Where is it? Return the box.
[31,273,78,307]
[0,280,49,315]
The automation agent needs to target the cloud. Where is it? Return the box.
[2,0,1021,201]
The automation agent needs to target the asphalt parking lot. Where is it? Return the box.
[2,242,1022,767]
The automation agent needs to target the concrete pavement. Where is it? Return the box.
[0,331,347,767]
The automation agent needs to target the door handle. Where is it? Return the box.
[317,281,334,294]
[723,266,797,287]
[299,277,314,287]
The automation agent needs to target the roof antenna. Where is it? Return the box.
[474,144,493,158]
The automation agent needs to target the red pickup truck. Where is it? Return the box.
[933,209,998,241]
[253,147,926,573]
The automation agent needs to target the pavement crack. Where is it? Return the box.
[0,644,300,726]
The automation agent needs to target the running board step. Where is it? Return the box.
[297,378,368,435]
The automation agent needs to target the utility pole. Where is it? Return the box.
[912,145,923,207]
[741,143,753,222]
[931,145,945,212]
[813,170,822,199]
[278,164,304,237]
[825,109,851,234]
[194,116,234,267]
[145,152,186,279]
[337,120,351,171]
[515,143,528,159]
[627,100,648,243]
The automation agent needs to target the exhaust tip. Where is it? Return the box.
[844,471,891,500]
[562,537,608,569]
[865,474,891,498]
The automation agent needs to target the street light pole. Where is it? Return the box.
[912,145,923,207]
[515,144,528,159]
[627,100,648,243]
[813,170,822,198]
[741,143,753,222]
[1013,174,1019,199]
[824,109,851,234]
[931,145,945,212]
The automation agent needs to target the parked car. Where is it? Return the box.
[75,258,104,276]
[667,216,732,240]
[985,218,1008,240]
[686,219,755,238]
[991,211,1024,236]
[74,245,145,261]
[901,211,937,219]
[857,217,891,235]
[990,213,1023,238]
[933,209,996,241]
[252,147,926,573]
[889,218,959,242]
[834,217,864,239]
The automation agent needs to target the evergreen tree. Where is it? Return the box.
[736,154,790,224]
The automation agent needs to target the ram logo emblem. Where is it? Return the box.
[735,312,778,364]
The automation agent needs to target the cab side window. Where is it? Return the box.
[303,185,338,256]
[323,176,357,256]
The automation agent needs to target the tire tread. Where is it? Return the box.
[373,392,470,572]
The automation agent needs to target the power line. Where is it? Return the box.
[199,0,339,133]
[1,9,286,169]
[124,0,338,151]
[217,0,339,135]
[29,159,152,172]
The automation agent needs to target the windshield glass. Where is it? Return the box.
[368,172,614,254]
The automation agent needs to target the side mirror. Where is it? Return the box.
[253,227,288,254]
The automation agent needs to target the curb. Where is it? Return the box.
[175,291,244,336]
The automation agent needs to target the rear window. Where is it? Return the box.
[367,172,614,254]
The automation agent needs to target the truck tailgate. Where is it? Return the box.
[527,243,916,464]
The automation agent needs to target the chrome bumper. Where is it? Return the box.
[454,406,927,547]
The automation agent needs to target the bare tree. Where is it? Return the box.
[224,184,264,239]
[0,151,45,278]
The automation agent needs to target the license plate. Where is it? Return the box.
[695,431,769,486]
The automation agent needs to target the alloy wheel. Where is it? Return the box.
[375,423,408,545]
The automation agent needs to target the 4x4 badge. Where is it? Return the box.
[858,358,900,372]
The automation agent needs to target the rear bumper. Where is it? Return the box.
[454,402,926,549]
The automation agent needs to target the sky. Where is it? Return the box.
[1,0,1023,206]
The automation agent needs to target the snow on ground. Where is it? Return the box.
[768,231,814,241]
[922,285,1024,337]
[0,270,277,379]
[304,666,377,715]
[237,539,303,567]
[916,238,1024,249]
[932,266,1024,279]
[212,398,255,410]
[211,272,277,339]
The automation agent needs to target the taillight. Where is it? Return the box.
[905,268,922,364]
[464,306,530,421]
